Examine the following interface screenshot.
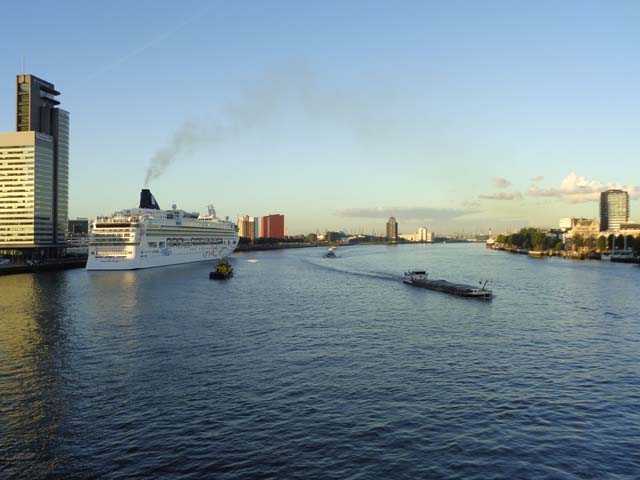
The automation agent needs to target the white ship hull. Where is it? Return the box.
[86,243,237,270]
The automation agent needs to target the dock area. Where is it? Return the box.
[0,256,87,276]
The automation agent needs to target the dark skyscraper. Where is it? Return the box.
[0,74,69,255]
[386,217,398,241]
[16,74,69,245]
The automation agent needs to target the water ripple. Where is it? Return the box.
[1,245,639,479]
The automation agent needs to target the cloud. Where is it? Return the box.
[527,172,640,203]
[462,200,481,208]
[526,186,561,198]
[335,206,480,221]
[530,175,544,182]
[478,192,523,201]
[492,177,511,189]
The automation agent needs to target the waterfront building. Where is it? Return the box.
[386,217,398,242]
[568,218,599,237]
[237,216,251,239]
[600,189,629,232]
[399,227,433,243]
[261,214,285,239]
[67,218,89,246]
[399,233,417,242]
[619,223,640,238]
[559,218,572,231]
[0,74,68,258]
[250,217,260,240]
[563,218,600,243]
[418,227,434,243]
[237,215,260,240]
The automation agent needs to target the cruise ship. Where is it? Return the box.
[86,189,239,270]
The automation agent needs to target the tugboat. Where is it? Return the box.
[209,258,234,279]
[404,270,492,299]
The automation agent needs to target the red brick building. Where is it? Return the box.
[261,214,285,239]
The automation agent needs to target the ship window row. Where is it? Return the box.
[91,232,133,238]
[93,228,135,234]
[166,237,224,247]
[94,250,131,258]
[149,228,235,236]
[91,237,133,243]
[90,242,139,247]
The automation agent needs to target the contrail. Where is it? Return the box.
[85,5,213,82]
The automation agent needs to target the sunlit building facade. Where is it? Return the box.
[600,189,628,232]
[261,214,284,239]
[0,74,68,255]
[237,215,260,240]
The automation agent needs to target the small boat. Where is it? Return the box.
[404,270,492,299]
[209,258,234,279]
[610,249,638,263]
[324,247,337,258]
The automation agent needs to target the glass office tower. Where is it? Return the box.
[600,189,629,232]
[0,75,69,254]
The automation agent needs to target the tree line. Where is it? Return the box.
[496,228,640,252]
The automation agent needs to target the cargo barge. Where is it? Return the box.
[404,270,492,299]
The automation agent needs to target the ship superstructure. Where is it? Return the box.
[86,189,239,270]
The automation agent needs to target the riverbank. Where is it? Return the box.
[488,243,640,263]
[0,256,87,276]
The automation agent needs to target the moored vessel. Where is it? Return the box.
[86,189,239,270]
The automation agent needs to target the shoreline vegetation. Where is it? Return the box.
[490,227,640,263]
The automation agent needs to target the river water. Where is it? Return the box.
[1,243,639,479]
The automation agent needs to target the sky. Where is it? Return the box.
[1,0,639,235]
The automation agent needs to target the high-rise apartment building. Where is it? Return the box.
[237,216,251,239]
[386,217,398,241]
[418,227,434,243]
[600,189,629,232]
[250,216,260,240]
[237,215,260,240]
[261,214,285,239]
[0,74,69,255]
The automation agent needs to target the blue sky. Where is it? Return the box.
[1,0,639,235]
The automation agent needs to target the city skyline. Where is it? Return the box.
[1,1,639,234]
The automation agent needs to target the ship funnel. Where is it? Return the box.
[139,189,161,210]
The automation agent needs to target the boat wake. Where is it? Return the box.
[305,257,400,283]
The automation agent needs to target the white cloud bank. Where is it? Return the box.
[493,177,511,189]
[335,206,480,221]
[528,172,640,203]
[479,192,523,201]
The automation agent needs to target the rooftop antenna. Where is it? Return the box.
[21,55,25,75]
